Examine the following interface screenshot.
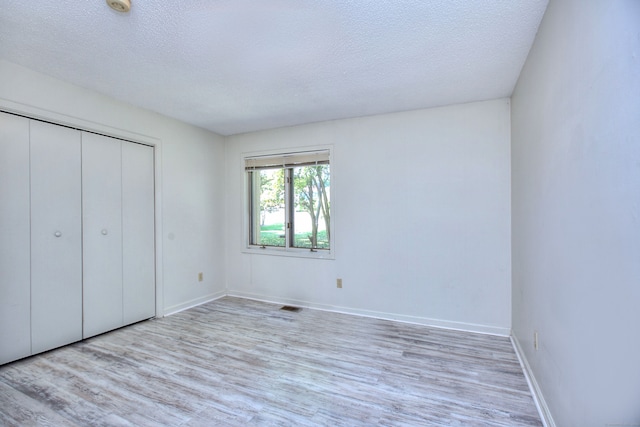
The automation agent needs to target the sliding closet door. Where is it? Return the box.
[82,133,123,338]
[122,142,156,324]
[0,113,31,364]
[30,121,82,354]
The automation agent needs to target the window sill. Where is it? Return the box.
[242,246,334,260]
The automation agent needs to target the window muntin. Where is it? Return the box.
[246,150,331,253]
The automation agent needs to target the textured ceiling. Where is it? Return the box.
[0,1,548,136]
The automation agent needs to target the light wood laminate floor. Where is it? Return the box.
[0,297,542,426]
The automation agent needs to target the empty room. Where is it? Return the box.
[0,1,638,426]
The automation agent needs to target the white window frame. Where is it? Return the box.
[242,146,334,259]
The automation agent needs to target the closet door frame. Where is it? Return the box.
[0,102,164,320]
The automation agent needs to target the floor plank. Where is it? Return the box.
[0,297,542,426]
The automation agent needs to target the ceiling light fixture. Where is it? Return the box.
[107,0,131,13]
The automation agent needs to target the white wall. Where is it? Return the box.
[0,60,227,315]
[226,99,512,335]
[511,1,640,425]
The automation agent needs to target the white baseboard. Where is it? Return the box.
[511,334,556,427]
[227,290,510,336]
[163,290,227,317]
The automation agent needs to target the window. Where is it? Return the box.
[246,149,331,255]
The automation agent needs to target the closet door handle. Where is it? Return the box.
[101,229,108,236]
[54,231,62,238]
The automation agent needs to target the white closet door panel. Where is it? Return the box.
[82,133,123,338]
[122,142,155,324]
[0,113,31,364]
[30,121,82,354]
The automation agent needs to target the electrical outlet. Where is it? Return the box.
[336,278,343,288]
[198,272,203,282]
[533,331,539,350]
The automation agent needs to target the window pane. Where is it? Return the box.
[251,169,285,247]
[292,165,330,249]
